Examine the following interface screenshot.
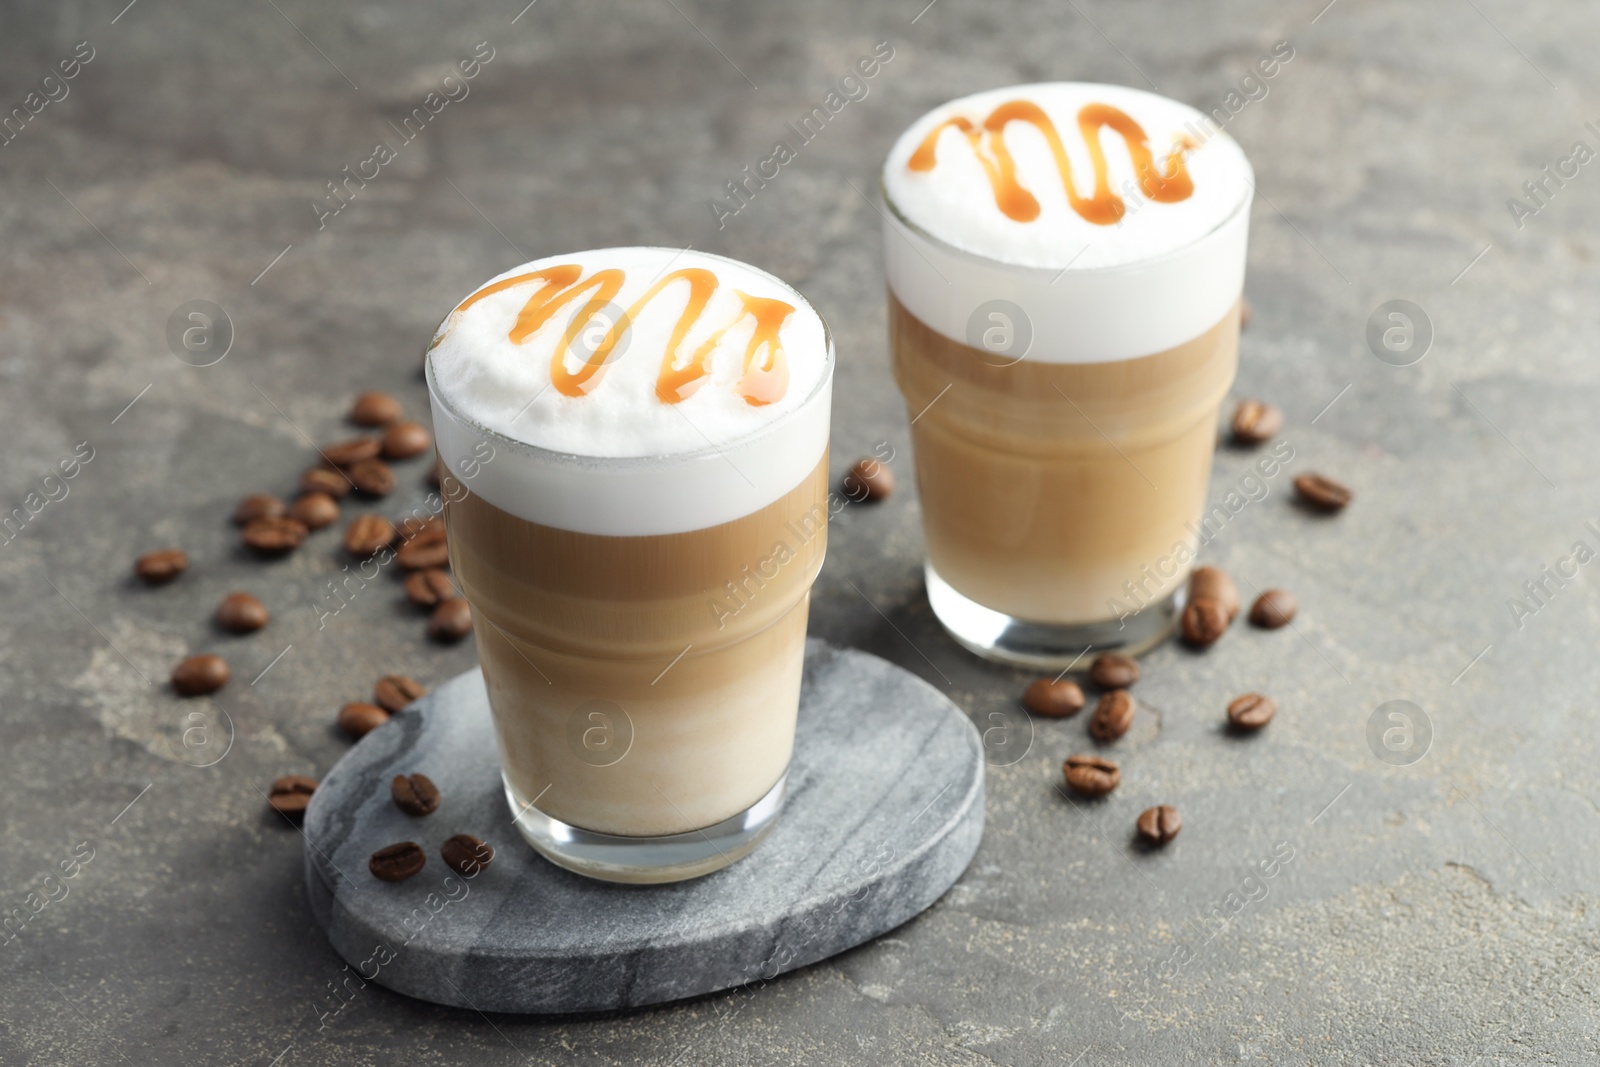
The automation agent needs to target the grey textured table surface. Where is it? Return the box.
[2,1,1596,1064]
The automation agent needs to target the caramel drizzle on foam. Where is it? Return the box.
[908,100,1195,225]
[441,264,793,406]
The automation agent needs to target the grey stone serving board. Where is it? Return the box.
[302,638,985,1014]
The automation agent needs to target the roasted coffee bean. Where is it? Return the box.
[1089,689,1135,742]
[404,568,457,607]
[1249,588,1297,629]
[1136,804,1182,846]
[1089,653,1139,689]
[1188,566,1239,623]
[348,458,396,497]
[350,391,403,427]
[1022,678,1085,718]
[338,702,390,738]
[440,833,494,876]
[843,457,894,502]
[301,466,352,499]
[1294,472,1352,512]
[172,653,229,696]
[134,548,188,584]
[1230,399,1282,444]
[369,841,426,882]
[232,493,286,526]
[397,515,443,541]
[267,775,318,821]
[1180,596,1229,649]
[344,514,397,558]
[1227,692,1277,730]
[242,516,308,555]
[391,773,441,816]
[1063,754,1121,798]
[289,491,340,530]
[215,592,269,633]
[428,598,472,643]
[321,437,381,467]
[374,674,425,713]
[381,421,432,461]
[396,525,449,571]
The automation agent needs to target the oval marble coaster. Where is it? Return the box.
[302,638,984,1014]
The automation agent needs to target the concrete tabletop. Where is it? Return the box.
[3,0,1595,1063]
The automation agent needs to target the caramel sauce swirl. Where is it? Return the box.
[908,100,1194,225]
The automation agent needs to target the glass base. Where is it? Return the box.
[504,772,787,884]
[925,563,1182,669]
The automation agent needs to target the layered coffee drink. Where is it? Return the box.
[882,83,1254,665]
[426,247,833,882]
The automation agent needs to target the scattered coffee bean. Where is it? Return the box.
[405,568,457,607]
[289,491,340,530]
[1136,804,1182,846]
[1188,566,1239,623]
[382,421,432,461]
[348,458,396,497]
[396,525,449,570]
[338,702,390,738]
[843,457,894,502]
[1063,754,1121,798]
[241,516,308,555]
[398,515,443,541]
[1227,692,1277,731]
[428,598,472,643]
[321,437,381,467]
[134,548,188,584]
[232,493,286,526]
[344,514,397,558]
[301,466,352,499]
[1249,588,1298,629]
[1022,678,1085,718]
[1180,596,1229,649]
[1089,653,1139,689]
[350,391,403,427]
[1293,472,1352,512]
[267,775,318,821]
[440,833,495,876]
[1230,399,1282,444]
[391,773,441,816]
[215,592,269,633]
[369,841,426,882]
[374,674,425,713]
[172,654,229,696]
[1089,690,1135,742]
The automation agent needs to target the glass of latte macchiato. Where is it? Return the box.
[881,83,1254,666]
[426,247,833,883]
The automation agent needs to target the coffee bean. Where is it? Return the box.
[1180,596,1229,649]
[232,493,286,526]
[289,491,340,530]
[301,466,352,499]
[1022,678,1085,718]
[321,437,381,467]
[267,775,318,821]
[338,702,390,738]
[1249,588,1297,629]
[1136,804,1182,846]
[241,516,308,555]
[1188,566,1239,623]
[350,391,403,427]
[1089,653,1139,689]
[391,773,441,816]
[1063,754,1121,798]
[397,515,444,541]
[396,525,449,571]
[1227,692,1277,730]
[843,457,893,502]
[348,458,396,497]
[374,674,425,713]
[344,514,397,558]
[1089,689,1135,742]
[404,568,457,607]
[440,833,494,876]
[215,592,268,633]
[428,598,472,643]
[1230,399,1282,444]
[172,654,229,696]
[382,421,432,461]
[134,548,188,584]
[369,841,426,882]
[1294,472,1352,512]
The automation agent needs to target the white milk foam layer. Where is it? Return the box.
[427,247,833,536]
[882,83,1254,363]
